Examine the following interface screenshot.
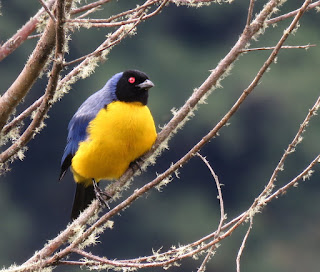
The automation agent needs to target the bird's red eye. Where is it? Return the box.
[128,77,135,84]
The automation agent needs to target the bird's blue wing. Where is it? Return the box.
[59,113,95,180]
[59,72,122,180]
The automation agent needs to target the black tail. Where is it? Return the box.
[71,183,95,220]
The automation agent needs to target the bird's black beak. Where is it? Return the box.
[136,79,154,90]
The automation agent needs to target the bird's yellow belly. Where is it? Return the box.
[71,101,156,184]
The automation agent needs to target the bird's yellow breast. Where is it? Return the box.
[71,101,156,184]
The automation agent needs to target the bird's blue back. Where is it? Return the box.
[61,72,122,166]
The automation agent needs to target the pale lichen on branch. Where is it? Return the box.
[0,0,319,271]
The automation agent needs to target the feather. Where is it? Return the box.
[71,183,95,220]
[59,72,123,180]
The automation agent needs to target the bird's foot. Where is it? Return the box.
[129,157,144,173]
[92,179,111,209]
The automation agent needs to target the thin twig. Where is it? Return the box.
[27,33,43,39]
[69,0,168,28]
[242,44,316,52]
[65,0,168,66]
[172,0,218,3]
[0,0,56,62]
[64,14,144,66]
[236,217,253,272]
[2,98,42,136]
[70,0,113,15]
[38,0,56,22]
[196,153,225,272]
[267,0,320,25]
[75,6,99,19]
[266,94,320,197]
[265,154,320,203]
[246,0,255,26]
[72,0,160,19]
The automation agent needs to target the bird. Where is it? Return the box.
[59,70,157,220]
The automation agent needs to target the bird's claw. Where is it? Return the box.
[92,179,111,209]
[129,157,144,172]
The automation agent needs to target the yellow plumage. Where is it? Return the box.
[71,101,156,186]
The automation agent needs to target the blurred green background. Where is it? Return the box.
[0,1,320,271]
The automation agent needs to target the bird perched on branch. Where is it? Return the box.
[59,70,157,220]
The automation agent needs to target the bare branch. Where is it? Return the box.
[236,217,253,272]
[64,14,144,66]
[38,0,56,22]
[0,0,56,62]
[69,0,168,28]
[196,153,225,272]
[2,97,42,136]
[0,16,56,132]
[266,94,320,198]
[0,0,69,163]
[65,0,168,66]
[246,0,255,27]
[267,0,320,25]
[242,44,316,52]
[27,33,43,39]
[70,0,113,15]
[265,154,320,204]
[171,0,219,4]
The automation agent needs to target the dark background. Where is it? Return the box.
[0,1,320,271]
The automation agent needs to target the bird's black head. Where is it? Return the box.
[115,70,154,105]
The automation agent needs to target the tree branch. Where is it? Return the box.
[267,0,320,25]
[0,0,56,62]
[2,0,318,271]
[196,153,225,272]
[241,44,316,52]
[70,0,113,15]
[0,12,57,132]
[0,0,69,163]
[236,217,253,272]
[68,0,168,28]
[246,0,255,27]
[38,0,56,22]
